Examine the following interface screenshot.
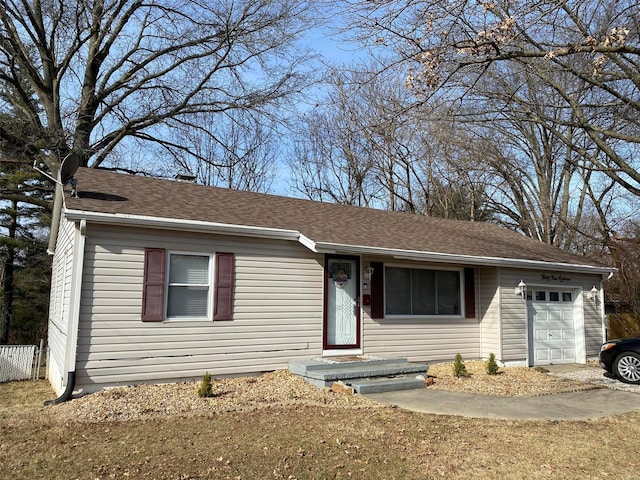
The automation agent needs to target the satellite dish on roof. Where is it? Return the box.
[32,152,81,197]
[59,153,81,197]
[59,153,80,184]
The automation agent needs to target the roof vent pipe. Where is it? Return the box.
[175,173,197,183]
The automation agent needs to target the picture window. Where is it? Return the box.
[385,267,461,316]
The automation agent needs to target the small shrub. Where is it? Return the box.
[486,353,499,375]
[198,372,214,398]
[453,353,470,378]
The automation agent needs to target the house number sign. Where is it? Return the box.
[541,274,571,283]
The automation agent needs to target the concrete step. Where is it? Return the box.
[289,356,429,390]
[347,375,426,394]
[289,357,411,375]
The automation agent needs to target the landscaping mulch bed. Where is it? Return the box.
[50,369,379,423]
[426,361,601,396]
[49,361,603,423]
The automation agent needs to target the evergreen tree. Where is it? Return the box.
[0,74,52,344]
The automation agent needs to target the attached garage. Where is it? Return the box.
[495,270,603,368]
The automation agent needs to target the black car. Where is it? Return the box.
[599,337,640,384]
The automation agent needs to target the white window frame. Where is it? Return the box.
[383,264,464,318]
[165,251,214,321]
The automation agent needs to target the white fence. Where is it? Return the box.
[0,342,44,382]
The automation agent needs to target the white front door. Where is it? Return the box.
[325,257,360,349]
[529,290,576,364]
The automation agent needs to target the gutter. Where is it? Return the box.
[45,219,86,405]
[309,241,617,276]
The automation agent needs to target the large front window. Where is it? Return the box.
[167,253,212,318]
[385,267,461,316]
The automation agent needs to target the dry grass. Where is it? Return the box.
[1,370,640,479]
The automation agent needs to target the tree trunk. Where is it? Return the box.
[0,199,17,344]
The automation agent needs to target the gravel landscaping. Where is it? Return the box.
[426,361,603,396]
[47,360,628,423]
[51,369,380,423]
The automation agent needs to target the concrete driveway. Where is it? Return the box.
[366,365,640,420]
[546,363,640,394]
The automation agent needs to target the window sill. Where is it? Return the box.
[383,314,465,320]
[163,317,212,323]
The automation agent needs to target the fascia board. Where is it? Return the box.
[312,241,616,276]
[64,209,302,242]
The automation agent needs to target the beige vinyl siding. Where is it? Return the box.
[498,268,528,361]
[478,267,500,359]
[361,257,480,362]
[583,285,605,357]
[47,216,77,394]
[498,268,605,362]
[75,225,323,391]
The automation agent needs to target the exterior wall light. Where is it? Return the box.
[515,280,527,297]
[589,286,599,302]
[363,266,374,281]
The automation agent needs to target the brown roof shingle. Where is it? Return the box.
[64,168,608,270]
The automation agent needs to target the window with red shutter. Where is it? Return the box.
[142,248,166,322]
[214,252,234,321]
[464,268,476,319]
[143,249,235,322]
[370,261,384,319]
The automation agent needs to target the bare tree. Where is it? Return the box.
[288,67,393,206]
[289,64,494,218]
[0,0,315,176]
[345,0,640,196]
[164,109,277,192]
[288,115,378,205]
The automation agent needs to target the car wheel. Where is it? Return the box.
[613,352,640,384]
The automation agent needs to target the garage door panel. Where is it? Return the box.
[535,349,549,362]
[549,328,562,339]
[550,349,564,361]
[535,329,548,341]
[550,310,564,321]
[529,291,576,365]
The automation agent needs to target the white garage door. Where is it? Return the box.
[528,290,576,365]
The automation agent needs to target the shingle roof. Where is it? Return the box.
[64,168,609,271]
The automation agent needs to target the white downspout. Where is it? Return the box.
[45,219,86,404]
[68,219,86,374]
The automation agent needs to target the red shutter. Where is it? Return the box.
[464,267,476,319]
[214,252,234,321]
[370,261,384,319]
[142,248,166,322]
